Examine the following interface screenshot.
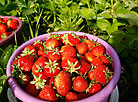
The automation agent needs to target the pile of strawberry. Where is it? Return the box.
[11,33,113,102]
[0,17,19,40]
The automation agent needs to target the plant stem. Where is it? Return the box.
[25,15,34,38]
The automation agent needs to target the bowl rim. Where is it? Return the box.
[0,16,22,45]
[6,31,121,102]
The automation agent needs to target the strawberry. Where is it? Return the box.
[25,84,40,97]
[78,35,88,40]
[32,56,48,77]
[54,70,71,96]
[86,83,102,96]
[3,17,10,24]
[100,54,113,66]
[45,38,59,49]
[0,24,8,34]
[62,57,80,74]
[61,45,76,61]
[68,33,80,46]
[77,92,88,99]
[44,60,61,77]
[91,44,105,57]
[78,60,91,75]
[7,19,19,30]
[30,74,49,89]
[84,51,95,63]
[39,85,58,101]
[84,39,95,50]
[11,57,20,71]
[20,55,34,72]
[18,73,30,87]
[49,77,55,85]
[21,45,37,56]
[38,49,48,57]
[65,92,80,102]
[91,57,103,66]
[9,22,18,30]
[73,76,88,92]
[88,65,112,85]
[33,40,44,51]
[11,19,18,24]
[48,48,60,61]
[76,42,88,55]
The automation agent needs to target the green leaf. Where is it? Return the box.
[98,10,112,18]
[5,2,18,12]
[94,0,105,4]
[130,49,138,58]
[123,0,138,10]
[79,7,95,20]
[129,37,138,49]
[0,0,6,6]
[0,44,15,68]
[97,18,110,31]
[22,7,36,15]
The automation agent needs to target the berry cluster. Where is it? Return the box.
[0,17,19,40]
[11,33,113,101]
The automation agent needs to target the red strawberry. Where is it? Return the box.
[76,42,88,54]
[100,54,113,66]
[9,22,18,30]
[48,48,60,61]
[49,77,55,85]
[86,83,102,96]
[38,49,48,57]
[3,17,10,24]
[25,84,40,97]
[88,65,112,85]
[65,92,80,102]
[77,92,88,99]
[73,76,88,92]
[32,56,48,77]
[54,70,71,96]
[84,40,95,50]
[7,19,18,30]
[91,44,105,57]
[84,51,95,63]
[20,55,34,72]
[33,40,44,51]
[61,45,76,61]
[11,57,20,71]
[62,57,80,74]
[18,73,30,87]
[45,38,59,49]
[39,85,58,101]
[30,74,49,89]
[11,19,18,24]
[68,33,80,46]
[60,33,69,44]
[0,24,8,34]
[78,35,88,40]
[78,60,91,75]
[91,57,103,66]
[44,60,61,77]
[21,45,37,56]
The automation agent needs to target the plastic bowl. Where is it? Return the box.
[0,16,22,46]
[6,31,121,102]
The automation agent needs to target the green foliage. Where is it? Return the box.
[0,0,138,101]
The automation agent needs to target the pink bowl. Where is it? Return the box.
[0,16,22,46]
[6,31,121,102]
